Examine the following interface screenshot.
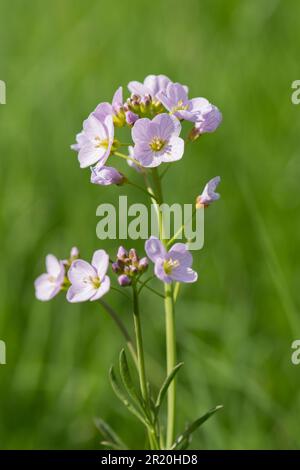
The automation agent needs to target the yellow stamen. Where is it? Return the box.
[150,137,165,152]
[163,258,180,275]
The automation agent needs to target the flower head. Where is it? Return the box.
[145,237,197,283]
[188,104,222,140]
[35,254,65,301]
[112,246,148,287]
[196,176,221,208]
[132,113,184,168]
[128,74,171,100]
[67,250,110,302]
[71,114,114,169]
[158,82,210,122]
[91,165,125,186]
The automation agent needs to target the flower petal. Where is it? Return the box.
[91,249,109,280]
[160,136,184,163]
[68,259,96,286]
[90,275,110,301]
[171,267,198,283]
[132,118,152,143]
[153,113,178,141]
[169,243,193,267]
[145,237,166,263]
[66,284,96,303]
[46,254,63,278]
[78,143,106,168]
[154,259,172,283]
[34,274,61,301]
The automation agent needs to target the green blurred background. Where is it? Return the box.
[1,0,300,449]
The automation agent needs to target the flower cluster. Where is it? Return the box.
[35,74,223,451]
[71,74,222,180]
[112,247,148,286]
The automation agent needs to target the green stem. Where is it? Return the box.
[164,282,176,448]
[132,285,160,450]
[99,300,138,369]
[127,180,159,202]
[137,278,165,298]
[114,151,144,169]
[167,207,197,247]
[148,169,177,449]
[132,285,149,404]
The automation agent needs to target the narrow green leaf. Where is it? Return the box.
[109,366,149,427]
[94,417,127,449]
[100,441,123,450]
[119,349,143,409]
[155,362,184,412]
[171,405,223,450]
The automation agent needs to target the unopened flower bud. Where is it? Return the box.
[125,110,139,126]
[112,261,122,273]
[70,247,79,259]
[129,248,138,261]
[117,246,128,260]
[91,166,125,186]
[138,257,148,272]
[118,274,131,287]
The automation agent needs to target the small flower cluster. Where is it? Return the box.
[71,74,222,183]
[112,247,148,286]
[34,237,203,301]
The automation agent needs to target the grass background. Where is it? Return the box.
[0,0,300,449]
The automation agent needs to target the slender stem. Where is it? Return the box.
[167,207,197,247]
[127,180,159,202]
[114,151,144,169]
[160,163,171,180]
[147,169,177,449]
[99,299,138,369]
[132,285,149,404]
[137,278,165,298]
[164,283,176,448]
[173,282,181,303]
[132,285,160,450]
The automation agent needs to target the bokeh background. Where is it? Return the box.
[0,0,300,450]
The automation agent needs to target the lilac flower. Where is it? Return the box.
[67,250,110,303]
[132,113,184,168]
[91,166,125,186]
[128,74,171,100]
[145,237,197,284]
[157,82,210,122]
[196,176,221,208]
[71,114,114,168]
[194,104,222,135]
[35,254,65,301]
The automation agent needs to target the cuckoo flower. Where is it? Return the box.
[67,250,110,303]
[196,176,221,208]
[34,254,65,301]
[157,82,210,122]
[128,74,171,100]
[91,166,125,186]
[145,237,198,283]
[132,113,184,168]
[193,104,222,136]
[71,114,114,168]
